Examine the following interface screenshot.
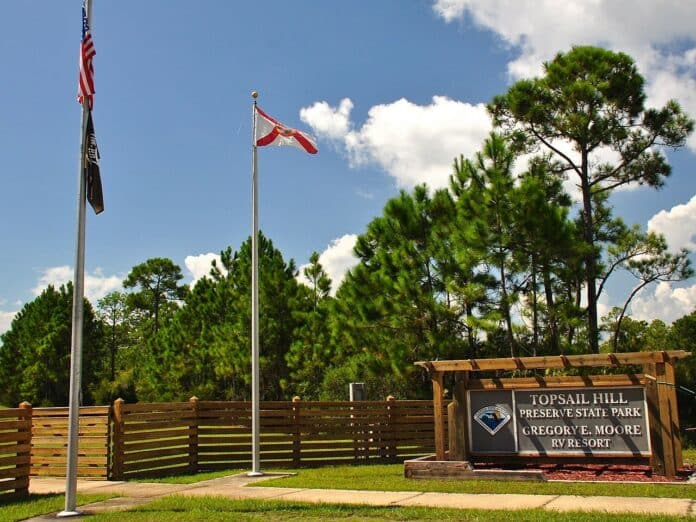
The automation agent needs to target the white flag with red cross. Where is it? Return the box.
[254,106,318,154]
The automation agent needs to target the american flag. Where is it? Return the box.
[77,4,95,107]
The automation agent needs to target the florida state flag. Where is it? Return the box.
[255,106,318,154]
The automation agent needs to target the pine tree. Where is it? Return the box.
[0,284,104,406]
[489,46,693,352]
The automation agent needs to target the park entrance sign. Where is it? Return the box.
[469,386,650,456]
[410,350,691,480]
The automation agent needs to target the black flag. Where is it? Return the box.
[84,110,104,214]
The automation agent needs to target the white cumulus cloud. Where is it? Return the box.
[184,253,225,287]
[630,281,696,324]
[298,234,359,295]
[302,96,492,190]
[647,195,696,252]
[432,0,696,151]
[0,310,17,335]
[32,266,122,303]
[300,98,354,141]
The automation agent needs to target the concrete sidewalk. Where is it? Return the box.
[26,474,696,519]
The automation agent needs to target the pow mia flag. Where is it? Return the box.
[84,109,104,214]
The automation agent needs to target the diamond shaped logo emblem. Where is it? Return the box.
[474,405,511,436]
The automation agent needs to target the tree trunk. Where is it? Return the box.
[542,266,559,355]
[465,301,476,358]
[613,279,653,351]
[580,150,599,353]
[531,254,539,356]
[111,319,116,381]
[499,255,516,358]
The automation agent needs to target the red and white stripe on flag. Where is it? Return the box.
[255,106,318,154]
[78,4,95,107]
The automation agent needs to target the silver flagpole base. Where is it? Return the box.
[57,510,83,518]
[246,471,264,477]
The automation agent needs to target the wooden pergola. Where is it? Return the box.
[416,350,691,478]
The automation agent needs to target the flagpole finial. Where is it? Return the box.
[251,91,258,99]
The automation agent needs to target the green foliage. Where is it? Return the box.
[318,352,420,400]
[0,283,105,406]
[123,257,188,336]
[91,368,138,405]
[284,253,334,399]
[4,46,694,408]
[512,159,581,354]
[135,233,304,401]
[669,311,696,445]
[96,291,129,381]
[489,45,694,352]
[601,308,696,443]
[453,133,521,357]
[330,186,473,396]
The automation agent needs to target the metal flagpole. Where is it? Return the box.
[59,0,92,516]
[248,90,263,476]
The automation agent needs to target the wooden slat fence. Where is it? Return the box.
[112,399,195,480]
[197,400,292,471]
[30,406,110,480]
[16,398,444,481]
[112,398,446,480]
[0,403,31,498]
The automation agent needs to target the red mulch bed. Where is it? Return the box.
[475,462,695,482]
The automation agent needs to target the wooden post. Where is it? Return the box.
[386,395,397,461]
[188,396,199,474]
[431,371,446,460]
[111,398,125,481]
[655,362,676,478]
[292,396,301,468]
[447,401,458,459]
[448,372,470,462]
[17,402,32,497]
[644,364,665,476]
[664,358,683,470]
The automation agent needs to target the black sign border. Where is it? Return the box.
[467,386,652,458]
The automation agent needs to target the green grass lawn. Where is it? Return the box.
[682,447,696,465]
[253,464,696,499]
[138,462,695,499]
[0,493,115,522]
[85,496,693,521]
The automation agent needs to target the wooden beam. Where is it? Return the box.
[415,350,690,373]
[475,455,651,466]
[468,374,645,390]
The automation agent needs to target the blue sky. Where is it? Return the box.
[2,0,696,334]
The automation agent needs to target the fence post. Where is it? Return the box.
[386,396,396,461]
[18,402,32,497]
[189,396,199,474]
[111,398,125,481]
[292,396,301,468]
